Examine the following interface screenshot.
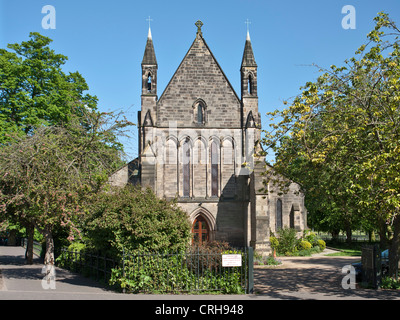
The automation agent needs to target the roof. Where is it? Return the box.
[241,32,257,68]
[158,31,241,105]
[142,28,157,66]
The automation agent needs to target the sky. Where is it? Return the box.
[1,0,400,161]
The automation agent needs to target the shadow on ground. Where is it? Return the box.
[254,255,399,300]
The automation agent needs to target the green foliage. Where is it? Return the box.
[271,228,326,256]
[303,230,317,246]
[261,12,400,276]
[317,239,326,251]
[0,32,133,264]
[253,251,281,266]
[0,111,129,240]
[265,256,281,266]
[110,242,246,294]
[302,230,326,250]
[274,227,299,255]
[269,236,279,251]
[297,240,312,251]
[0,32,99,144]
[381,276,400,290]
[84,185,192,257]
[68,242,86,253]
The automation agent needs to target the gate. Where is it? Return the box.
[361,244,381,289]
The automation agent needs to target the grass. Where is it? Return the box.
[325,249,361,256]
[323,240,369,256]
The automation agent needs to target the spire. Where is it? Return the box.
[142,27,157,66]
[241,31,257,68]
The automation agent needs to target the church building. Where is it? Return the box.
[110,21,307,255]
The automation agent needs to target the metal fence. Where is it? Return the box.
[21,238,42,257]
[57,246,254,294]
[58,248,118,284]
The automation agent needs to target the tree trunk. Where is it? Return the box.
[345,227,352,245]
[43,228,55,265]
[388,215,400,278]
[25,223,34,265]
[331,229,339,242]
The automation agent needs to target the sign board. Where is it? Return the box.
[222,254,242,267]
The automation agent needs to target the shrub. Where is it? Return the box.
[303,230,318,246]
[269,236,279,252]
[265,256,281,266]
[295,246,321,256]
[381,276,400,290]
[85,185,192,257]
[276,227,298,255]
[298,240,312,251]
[317,239,326,251]
[110,242,246,294]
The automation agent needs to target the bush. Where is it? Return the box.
[303,230,318,246]
[275,227,298,255]
[110,242,246,294]
[381,276,400,290]
[84,185,192,257]
[269,236,279,252]
[317,239,326,251]
[297,240,312,251]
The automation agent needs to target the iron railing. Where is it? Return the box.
[58,248,117,284]
[21,238,42,257]
[57,246,254,294]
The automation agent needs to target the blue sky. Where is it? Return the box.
[1,0,400,161]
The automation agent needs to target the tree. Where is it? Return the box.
[84,185,192,257]
[0,32,98,144]
[261,12,400,277]
[0,110,132,265]
[0,32,132,264]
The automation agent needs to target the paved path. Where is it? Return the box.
[1,246,399,300]
[254,250,400,300]
[0,246,125,300]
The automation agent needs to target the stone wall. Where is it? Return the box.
[157,35,241,129]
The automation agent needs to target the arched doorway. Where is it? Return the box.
[192,215,209,244]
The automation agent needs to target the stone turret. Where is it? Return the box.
[139,27,158,189]
[241,31,260,130]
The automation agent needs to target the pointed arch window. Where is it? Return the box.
[276,199,283,230]
[248,75,253,95]
[147,74,152,92]
[193,100,206,125]
[211,141,219,197]
[182,140,191,197]
[197,104,204,124]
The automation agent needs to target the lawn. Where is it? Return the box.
[325,249,361,256]
[323,240,365,256]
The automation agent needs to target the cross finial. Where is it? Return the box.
[195,20,203,36]
[146,16,153,29]
[245,19,251,33]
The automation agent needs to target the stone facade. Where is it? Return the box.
[110,22,307,255]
